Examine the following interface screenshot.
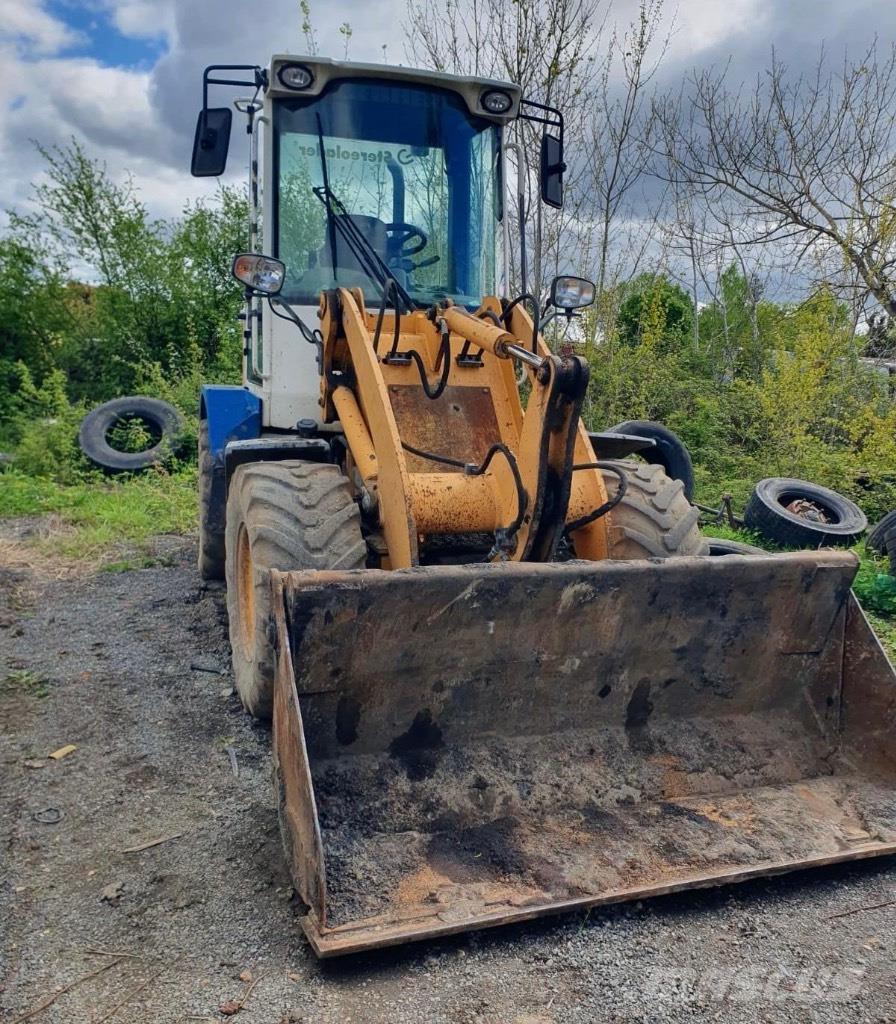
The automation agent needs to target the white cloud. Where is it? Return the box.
[0,0,85,56]
[2,0,896,242]
[0,47,208,224]
[107,0,174,41]
[665,0,770,61]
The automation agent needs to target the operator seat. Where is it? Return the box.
[319,214,389,273]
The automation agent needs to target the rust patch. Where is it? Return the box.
[389,384,502,473]
[394,863,453,906]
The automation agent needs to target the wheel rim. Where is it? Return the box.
[777,494,838,524]
[236,524,255,659]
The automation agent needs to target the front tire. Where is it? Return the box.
[225,461,366,719]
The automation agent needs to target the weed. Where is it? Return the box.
[2,669,49,698]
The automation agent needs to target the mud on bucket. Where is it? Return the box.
[270,552,896,956]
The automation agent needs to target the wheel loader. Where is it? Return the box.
[191,56,896,956]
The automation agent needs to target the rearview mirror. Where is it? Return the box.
[191,107,232,177]
[540,133,566,209]
[550,275,595,311]
[231,253,285,294]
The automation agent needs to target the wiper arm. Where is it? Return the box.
[311,186,415,314]
[315,114,339,282]
[312,115,414,314]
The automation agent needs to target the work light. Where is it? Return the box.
[550,276,595,311]
[277,63,314,90]
[481,89,513,114]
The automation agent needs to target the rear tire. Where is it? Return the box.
[198,419,225,580]
[225,461,366,719]
[599,460,707,559]
[609,420,695,501]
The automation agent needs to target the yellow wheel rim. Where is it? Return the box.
[236,523,255,659]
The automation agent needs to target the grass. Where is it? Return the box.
[2,459,894,659]
[0,465,197,564]
[1,669,49,699]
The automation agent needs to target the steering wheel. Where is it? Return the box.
[386,222,428,260]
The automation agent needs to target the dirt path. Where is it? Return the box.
[1,535,894,1023]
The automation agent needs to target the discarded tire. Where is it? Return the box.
[867,510,896,556]
[609,420,695,501]
[867,510,896,574]
[744,478,867,548]
[78,396,184,473]
[706,537,766,556]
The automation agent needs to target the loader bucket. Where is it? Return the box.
[270,552,896,957]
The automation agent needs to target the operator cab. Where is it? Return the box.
[191,56,567,427]
[275,77,503,309]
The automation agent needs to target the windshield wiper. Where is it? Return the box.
[313,114,415,314]
[315,113,340,283]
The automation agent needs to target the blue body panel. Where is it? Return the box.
[200,385,262,460]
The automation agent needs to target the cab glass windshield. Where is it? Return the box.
[273,79,501,307]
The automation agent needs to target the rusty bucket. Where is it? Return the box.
[270,551,896,956]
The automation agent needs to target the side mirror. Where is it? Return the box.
[191,107,232,177]
[540,133,566,209]
[550,275,595,311]
[231,253,285,294]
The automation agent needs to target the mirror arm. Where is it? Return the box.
[201,64,267,119]
[518,98,564,151]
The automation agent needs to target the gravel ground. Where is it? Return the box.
[1,533,894,1024]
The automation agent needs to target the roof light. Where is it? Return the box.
[277,63,314,90]
[481,89,513,115]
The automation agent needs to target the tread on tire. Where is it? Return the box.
[225,461,366,719]
[598,460,707,559]
[198,419,225,580]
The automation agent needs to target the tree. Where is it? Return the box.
[615,273,693,351]
[697,264,776,379]
[405,0,604,298]
[5,140,247,402]
[585,0,669,298]
[654,41,896,318]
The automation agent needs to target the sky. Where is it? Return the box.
[0,0,893,227]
